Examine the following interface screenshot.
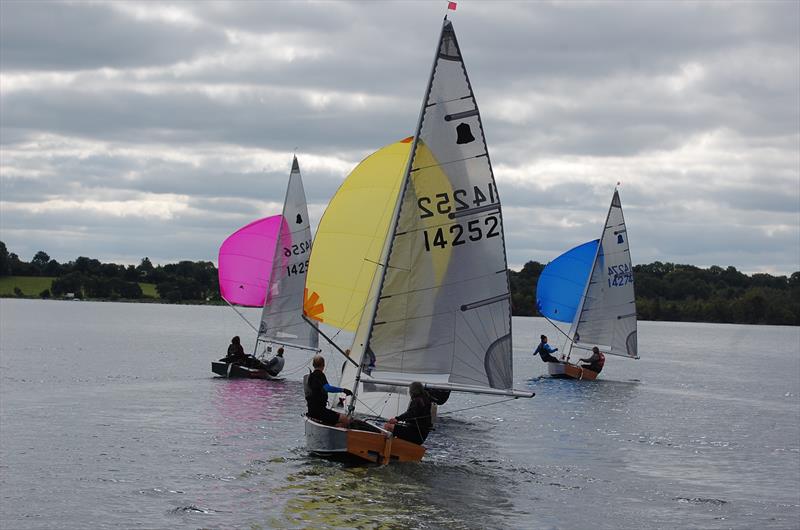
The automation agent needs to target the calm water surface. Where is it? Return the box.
[1,299,798,529]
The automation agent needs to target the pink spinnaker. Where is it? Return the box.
[218,215,291,307]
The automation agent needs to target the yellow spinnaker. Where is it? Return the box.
[305,138,413,331]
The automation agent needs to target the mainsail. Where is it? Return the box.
[341,17,528,408]
[538,190,638,360]
[570,190,637,358]
[257,157,319,351]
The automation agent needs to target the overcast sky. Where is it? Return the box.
[1,0,798,274]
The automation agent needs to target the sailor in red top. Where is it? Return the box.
[579,346,605,374]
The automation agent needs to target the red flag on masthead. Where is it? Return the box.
[448,1,457,10]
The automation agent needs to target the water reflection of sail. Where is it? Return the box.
[212,380,294,426]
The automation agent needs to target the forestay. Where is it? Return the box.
[570,190,638,358]
[365,18,514,390]
[258,157,319,350]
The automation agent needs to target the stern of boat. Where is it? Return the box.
[305,417,425,464]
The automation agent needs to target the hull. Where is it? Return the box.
[304,417,425,465]
[547,362,598,381]
[211,361,278,380]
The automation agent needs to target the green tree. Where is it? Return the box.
[0,241,10,276]
[32,251,50,274]
[51,272,86,298]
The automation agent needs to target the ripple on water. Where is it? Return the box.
[674,497,728,506]
[168,505,221,515]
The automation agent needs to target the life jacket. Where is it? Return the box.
[303,372,312,400]
[597,351,605,369]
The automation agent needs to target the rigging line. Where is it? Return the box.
[224,299,259,333]
[282,358,313,376]
[351,393,385,419]
[363,257,410,272]
[396,396,520,421]
[541,313,575,346]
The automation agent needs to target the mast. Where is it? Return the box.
[563,203,606,361]
[346,17,451,411]
[347,16,532,407]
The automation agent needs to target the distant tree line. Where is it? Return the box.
[0,242,219,303]
[2,242,797,324]
[510,260,799,326]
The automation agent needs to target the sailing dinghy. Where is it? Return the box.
[303,16,533,464]
[536,189,638,380]
[214,157,319,378]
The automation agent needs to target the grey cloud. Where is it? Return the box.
[1,88,412,155]
[0,1,228,71]
[1,1,797,274]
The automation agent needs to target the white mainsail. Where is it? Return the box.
[258,157,319,352]
[341,17,529,418]
[566,189,638,359]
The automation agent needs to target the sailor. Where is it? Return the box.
[579,346,605,374]
[305,355,351,428]
[533,335,560,363]
[384,382,432,445]
[264,347,285,377]
[220,336,247,364]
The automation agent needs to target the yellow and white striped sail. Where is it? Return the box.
[304,138,413,331]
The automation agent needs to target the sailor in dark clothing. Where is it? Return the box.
[384,382,432,445]
[533,335,561,363]
[305,355,351,427]
[264,347,285,377]
[220,336,247,364]
[579,346,605,374]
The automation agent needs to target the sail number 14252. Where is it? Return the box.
[417,183,500,252]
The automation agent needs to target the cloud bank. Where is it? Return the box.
[1,1,798,274]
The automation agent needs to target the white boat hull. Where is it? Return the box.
[305,417,349,454]
[304,417,426,464]
[547,361,598,380]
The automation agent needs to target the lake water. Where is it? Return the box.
[1,299,798,529]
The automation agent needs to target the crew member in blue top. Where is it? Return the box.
[533,335,561,363]
[305,355,351,428]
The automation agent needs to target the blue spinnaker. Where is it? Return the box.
[536,239,599,323]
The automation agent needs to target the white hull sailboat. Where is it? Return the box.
[537,189,639,380]
[302,15,533,464]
